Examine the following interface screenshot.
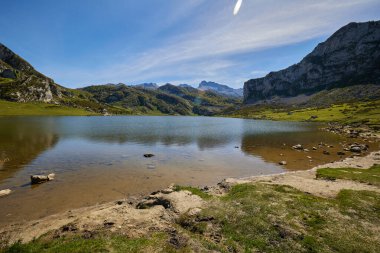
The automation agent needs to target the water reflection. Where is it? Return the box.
[0,118,59,182]
[0,116,356,225]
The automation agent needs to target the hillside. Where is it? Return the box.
[81,83,240,116]
[244,21,380,104]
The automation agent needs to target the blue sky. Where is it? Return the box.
[1,0,379,88]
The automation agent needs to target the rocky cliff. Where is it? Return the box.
[244,21,380,104]
[0,43,61,102]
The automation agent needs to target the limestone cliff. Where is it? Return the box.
[244,21,380,104]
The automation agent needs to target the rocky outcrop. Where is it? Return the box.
[244,21,380,104]
[0,43,59,102]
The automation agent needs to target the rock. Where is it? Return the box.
[337,151,346,156]
[143,154,155,158]
[349,144,368,153]
[306,156,312,159]
[292,144,303,150]
[279,161,287,165]
[0,189,11,197]
[234,146,239,149]
[137,190,204,214]
[243,21,380,104]
[310,115,318,119]
[323,151,330,155]
[31,173,55,185]
[304,149,310,152]
[312,147,317,150]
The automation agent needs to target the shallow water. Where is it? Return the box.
[0,116,362,225]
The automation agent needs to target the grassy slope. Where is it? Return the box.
[226,100,380,127]
[0,100,97,116]
[3,166,380,252]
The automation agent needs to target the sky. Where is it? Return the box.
[1,0,379,88]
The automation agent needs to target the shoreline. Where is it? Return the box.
[0,124,379,249]
[1,147,379,246]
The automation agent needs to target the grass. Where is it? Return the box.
[317,164,380,186]
[179,183,380,252]
[0,99,98,116]
[3,168,380,252]
[2,233,183,253]
[227,100,380,128]
[173,185,212,200]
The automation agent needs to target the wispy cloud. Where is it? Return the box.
[50,0,380,88]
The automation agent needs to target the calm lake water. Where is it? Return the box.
[0,116,353,225]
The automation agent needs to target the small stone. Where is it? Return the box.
[31,173,55,185]
[279,161,287,165]
[323,151,330,155]
[312,147,317,150]
[337,151,346,156]
[306,156,312,159]
[0,189,11,197]
[304,149,310,152]
[144,154,155,158]
[234,146,239,149]
[292,144,303,150]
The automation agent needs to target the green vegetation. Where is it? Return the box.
[173,185,212,200]
[0,99,97,116]
[179,183,380,252]
[2,233,183,253]
[226,100,380,128]
[81,84,241,116]
[2,168,380,252]
[317,165,380,186]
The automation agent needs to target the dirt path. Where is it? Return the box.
[221,151,380,198]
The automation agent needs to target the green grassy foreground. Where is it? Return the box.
[226,100,380,127]
[0,100,97,116]
[3,233,182,253]
[2,166,379,252]
[317,165,380,186]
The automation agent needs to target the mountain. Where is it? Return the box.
[244,21,380,104]
[0,43,130,114]
[178,84,193,88]
[82,83,240,116]
[133,83,158,90]
[0,43,59,102]
[0,43,239,115]
[198,81,243,98]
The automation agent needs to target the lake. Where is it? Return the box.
[0,116,356,225]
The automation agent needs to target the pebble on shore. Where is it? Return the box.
[0,189,11,197]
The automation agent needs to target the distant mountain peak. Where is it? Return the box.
[134,83,158,90]
[198,81,243,98]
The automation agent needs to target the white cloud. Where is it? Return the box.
[53,0,380,88]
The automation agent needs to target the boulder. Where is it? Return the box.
[31,173,55,185]
[137,190,204,214]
